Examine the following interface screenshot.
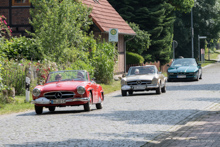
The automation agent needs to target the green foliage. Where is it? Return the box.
[91,41,117,84]
[1,36,42,60]
[126,51,144,65]
[0,15,12,38]
[126,22,151,56]
[0,59,29,95]
[108,0,175,65]
[174,0,220,58]
[168,0,194,13]
[29,0,93,61]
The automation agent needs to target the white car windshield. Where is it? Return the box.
[46,70,88,83]
[128,66,157,76]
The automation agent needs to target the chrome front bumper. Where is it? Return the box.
[121,84,159,91]
[32,97,90,104]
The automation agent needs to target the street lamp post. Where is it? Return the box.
[198,35,207,62]
[191,8,194,58]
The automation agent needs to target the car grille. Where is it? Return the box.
[171,72,192,75]
[44,91,75,99]
[127,80,152,85]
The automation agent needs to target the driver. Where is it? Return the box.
[55,74,62,81]
[134,69,139,75]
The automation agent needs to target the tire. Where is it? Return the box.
[128,90,133,95]
[35,105,43,114]
[161,85,166,93]
[96,102,103,109]
[121,90,127,96]
[156,83,161,94]
[84,92,92,111]
[195,73,199,81]
[199,74,202,79]
[48,106,56,112]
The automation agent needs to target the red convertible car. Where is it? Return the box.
[32,70,104,114]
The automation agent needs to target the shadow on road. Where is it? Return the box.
[167,83,220,91]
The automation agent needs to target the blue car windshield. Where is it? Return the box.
[171,59,197,67]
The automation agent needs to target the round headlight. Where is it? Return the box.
[33,88,41,97]
[121,79,127,85]
[77,86,85,95]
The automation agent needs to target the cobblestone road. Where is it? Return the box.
[1,63,220,147]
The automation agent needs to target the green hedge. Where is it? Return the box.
[126,51,144,64]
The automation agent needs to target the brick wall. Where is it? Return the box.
[0,0,9,7]
[12,9,30,25]
[0,0,31,36]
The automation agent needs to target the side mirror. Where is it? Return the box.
[122,73,127,77]
[198,63,201,67]
[167,64,170,67]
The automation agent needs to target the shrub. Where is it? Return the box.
[126,51,144,64]
[91,41,117,84]
[1,36,42,61]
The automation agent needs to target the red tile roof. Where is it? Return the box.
[83,0,136,35]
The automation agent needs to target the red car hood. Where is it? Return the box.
[41,81,88,92]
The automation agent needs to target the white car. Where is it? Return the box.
[121,65,166,96]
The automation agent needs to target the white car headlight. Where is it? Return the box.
[152,77,158,85]
[33,88,41,97]
[121,79,127,85]
[77,86,85,95]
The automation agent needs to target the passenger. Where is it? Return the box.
[77,71,85,80]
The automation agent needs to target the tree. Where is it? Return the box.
[29,0,93,62]
[126,22,151,56]
[108,0,194,64]
[174,0,220,59]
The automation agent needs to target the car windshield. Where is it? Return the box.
[128,66,157,76]
[171,59,197,67]
[46,70,88,83]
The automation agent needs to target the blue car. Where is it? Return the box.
[167,58,202,82]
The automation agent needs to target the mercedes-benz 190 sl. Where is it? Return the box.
[121,65,166,96]
[32,70,104,114]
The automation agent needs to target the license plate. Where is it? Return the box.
[133,85,146,90]
[177,75,186,78]
[51,99,66,104]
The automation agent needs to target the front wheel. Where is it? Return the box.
[156,83,161,94]
[35,105,43,114]
[121,90,127,96]
[96,102,103,109]
[199,74,202,79]
[161,85,166,93]
[84,92,92,111]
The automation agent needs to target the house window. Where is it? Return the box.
[12,0,30,6]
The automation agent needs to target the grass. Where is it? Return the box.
[0,96,33,115]
[100,80,121,94]
[0,80,122,115]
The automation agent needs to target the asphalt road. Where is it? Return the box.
[1,62,220,147]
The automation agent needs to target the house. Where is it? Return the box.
[0,0,136,74]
